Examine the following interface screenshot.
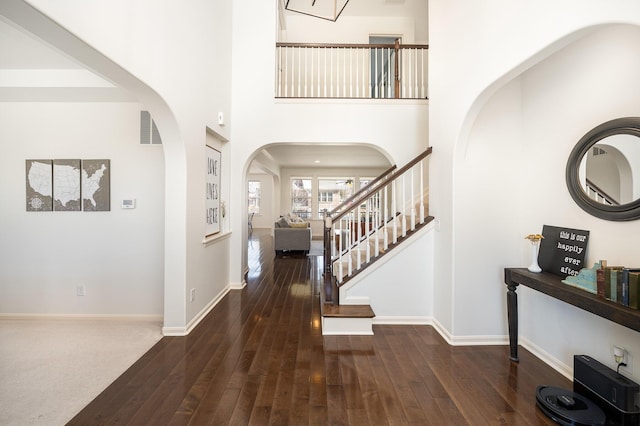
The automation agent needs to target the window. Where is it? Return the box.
[291,178,312,219]
[248,181,261,214]
[317,178,354,218]
[358,177,376,217]
[319,191,333,202]
[359,177,374,188]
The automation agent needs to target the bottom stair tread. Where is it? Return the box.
[321,304,375,318]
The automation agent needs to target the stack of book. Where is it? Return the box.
[596,261,640,309]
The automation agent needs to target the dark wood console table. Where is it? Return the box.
[505,267,640,362]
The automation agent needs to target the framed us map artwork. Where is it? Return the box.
[25,159,53,211]
[82,159,110,211]
[25,159,111,212]
[53,159,81,211]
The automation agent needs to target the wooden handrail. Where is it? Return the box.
[276,42,429,49]
[323,147,433,285]
[330,147,432,224]
[327,164,397,217]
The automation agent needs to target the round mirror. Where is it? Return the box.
[566,117,640,221]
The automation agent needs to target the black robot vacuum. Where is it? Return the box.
[536,385,606,426]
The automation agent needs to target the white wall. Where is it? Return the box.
[516,25,640,378]
[282,0,427,43]
[18,0,234,332]
[431,0,640,379]
[0,102,164,316]
[344,224,435,322]
[283,16,420,44]
[453,77,524,341]
[230,0,430,288]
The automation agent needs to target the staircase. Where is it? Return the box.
[321,148,433,335]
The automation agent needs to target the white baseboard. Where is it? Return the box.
[229,280,246,290]
[428,320,571,381]
[373,315,432,325]
[430,317,508,346]
[521,336,573,381]
[162,286,231,336]
[0,313,163,322]
[448,334,508,346]
[431,317,453,343]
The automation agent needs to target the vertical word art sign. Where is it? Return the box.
[538,224,590,277]
[205,146,221,237]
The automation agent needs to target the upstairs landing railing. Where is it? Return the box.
[323,147,433,287]
[276,42,428,99]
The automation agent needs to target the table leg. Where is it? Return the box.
[507,282,519,362]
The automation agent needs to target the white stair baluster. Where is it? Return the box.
[402,175,407,237]
[421,49,426,98]
[410,167,415,231]
[284,47,288,97]
[419,160,425,223]
[297,47,301,97]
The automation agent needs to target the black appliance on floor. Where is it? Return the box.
[536,355,640,425]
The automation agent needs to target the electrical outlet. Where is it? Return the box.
[190,288,195,303]
[620,351,634,376]
[76,285,86,296]
[611,345,634,376]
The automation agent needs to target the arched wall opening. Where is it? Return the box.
[0,2,184,325]
[449,22,640,378]
[241,142,394,280]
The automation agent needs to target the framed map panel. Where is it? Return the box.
[53,159,81,211]
[82,159,110,211]
[205,146,221,237]
[25,159,53,211]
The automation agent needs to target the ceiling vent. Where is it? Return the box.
[140,111,162,145]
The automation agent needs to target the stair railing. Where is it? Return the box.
[323,147,432,284]
[327,164,397,218]
[275,42,429,99]
[585,178,619,206]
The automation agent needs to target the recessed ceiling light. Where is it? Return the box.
[314,160,321,164]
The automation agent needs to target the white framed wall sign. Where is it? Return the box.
[205,145,221,237]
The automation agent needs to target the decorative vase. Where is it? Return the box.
[528,240,542,273]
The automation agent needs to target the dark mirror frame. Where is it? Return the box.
[566,117,640,221]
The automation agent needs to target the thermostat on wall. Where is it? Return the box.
[121,199,136,209]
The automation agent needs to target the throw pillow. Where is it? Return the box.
[276,217,290,228]
[286,213,305,223]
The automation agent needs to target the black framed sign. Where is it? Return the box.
[538,225,590,278]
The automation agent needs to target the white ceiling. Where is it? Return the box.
[284,0,424,19]
[0,17,135,102]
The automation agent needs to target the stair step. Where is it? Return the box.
[322,304,375,318]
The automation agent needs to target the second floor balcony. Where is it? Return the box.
[275,41,428,100]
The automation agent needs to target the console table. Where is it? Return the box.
[504,267,640,362]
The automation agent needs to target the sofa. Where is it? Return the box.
[274,215,311,255]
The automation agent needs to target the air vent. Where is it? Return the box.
[592,146,607,156]
[140,111,162,145]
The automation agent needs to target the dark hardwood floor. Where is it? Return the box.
[68,229,569,425]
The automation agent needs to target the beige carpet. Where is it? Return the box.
[0,318,162,425]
